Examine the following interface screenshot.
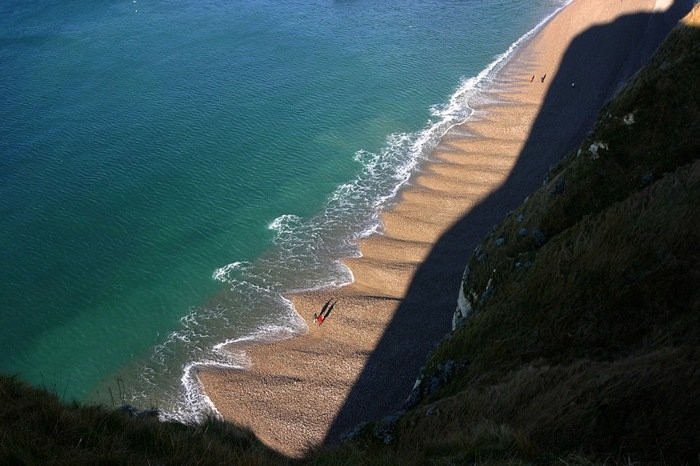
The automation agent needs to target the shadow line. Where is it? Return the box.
[323,0,695,444]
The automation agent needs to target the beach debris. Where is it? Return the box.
[495,237,506,247]
[516,213,525,223]
[623,111,636,126]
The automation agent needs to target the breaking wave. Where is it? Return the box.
[127,0,572,423]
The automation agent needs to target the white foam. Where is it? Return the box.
[212,322,301,353]
[268,213,302,233]
[158,297,307,424]
[319,2,573,248]
[211,261,247,283]
[435,0,573,125]
[161,0,575,425]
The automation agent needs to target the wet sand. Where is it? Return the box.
[198,0,690,456]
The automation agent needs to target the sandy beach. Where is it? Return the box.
[198,0,693,456]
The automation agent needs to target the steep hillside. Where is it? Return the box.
[0,375,288,465]
[356,10,699,465]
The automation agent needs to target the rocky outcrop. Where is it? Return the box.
[452,266,473,330]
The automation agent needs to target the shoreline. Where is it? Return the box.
[197,0,687,456]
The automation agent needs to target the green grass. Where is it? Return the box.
[0,375,289,465]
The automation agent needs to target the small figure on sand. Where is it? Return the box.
[541,73,547,83]
[530,74,535,83]
[313,298,336,326]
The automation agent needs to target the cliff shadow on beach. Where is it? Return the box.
[323,0,695,446]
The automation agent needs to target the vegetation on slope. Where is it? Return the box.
[380,14,700,465]
[1,10,698,466]
[0,376,287,465]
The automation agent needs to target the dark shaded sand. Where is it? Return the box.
[199,0,694,456]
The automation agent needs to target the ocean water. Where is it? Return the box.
[1,0,569,418]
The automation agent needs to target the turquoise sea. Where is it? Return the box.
[1,0,569,419]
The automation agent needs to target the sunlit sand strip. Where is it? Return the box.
[199,0,672,456]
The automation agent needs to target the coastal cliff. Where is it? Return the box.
[393,7,700,464]
[1,6,698,466]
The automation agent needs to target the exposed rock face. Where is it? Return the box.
[433,10,700,464]
[452,279,472,330]
[453,266,473,330]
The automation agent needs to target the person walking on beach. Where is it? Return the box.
[314,298,336,326]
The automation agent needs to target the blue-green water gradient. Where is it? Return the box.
[1,0,567,415]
